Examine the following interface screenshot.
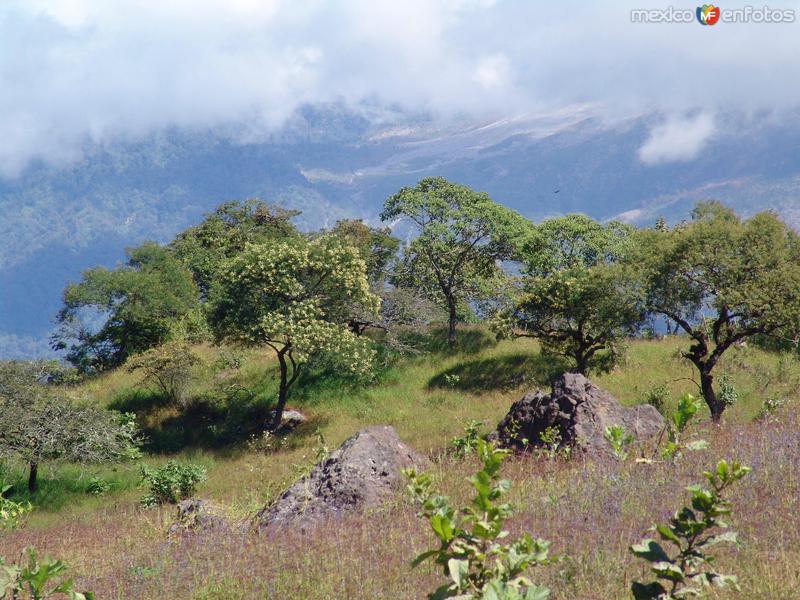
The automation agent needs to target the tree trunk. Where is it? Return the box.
[573,353,589,375]
[270,351,290,431]
[28,462,38,494]
[447,296,457,349]
[700,368,725,421]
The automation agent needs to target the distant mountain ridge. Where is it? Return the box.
[2,104,800,357]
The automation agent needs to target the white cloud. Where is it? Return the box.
[638,113,716,165]
[1,0,800,176]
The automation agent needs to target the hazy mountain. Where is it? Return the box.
[2,104,800,358]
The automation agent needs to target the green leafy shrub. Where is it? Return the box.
[538,426,568,461]
[404,439,551,599]
[126,341,201,405]
[661,394,708,461]
[450,420,484,457]
[140,461,206,506]
[0,485,31,530]
[0,548,94,599]
[603,424,633,460]
[642,382,671,415]
[630,459,750,599]
[756,394,786,421]
[718,374,739,408]
[85,476,111,497]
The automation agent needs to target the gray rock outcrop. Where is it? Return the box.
[256,425,426,529]
[489,372,664,454]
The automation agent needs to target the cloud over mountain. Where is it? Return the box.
[2,0,800,176]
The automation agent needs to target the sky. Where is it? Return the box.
[2,0,800,176]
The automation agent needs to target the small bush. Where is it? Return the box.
[642,382,671,415]
[140,461,206,506]
[718,374,739,407]
[127,342,201,406]
[603,424,633,460]
[660,393,708,461]
[631,459,750,599]
[85,476,111,497]
[404,439,551,599]
[450,419,483,457]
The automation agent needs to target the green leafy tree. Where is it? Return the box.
[637,202,800,420]
[329,219,399,286]
[208,236,379,430]
[522,214,633,277]
[404,439,551,599]
[0,361,140,493]
[52,243,200,372]
[381,177,532,348]
[513,264,645,374]
[631,459,750,599]
[171,199,301,297]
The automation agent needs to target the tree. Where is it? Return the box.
[329,219,399,286]
[171,199,301,297]
[514,264,645,374]
[522,213,633,277]
[510,214,641,374]
[0,361,140,493]
[638,202,800,420]
[52,243,201,372]
[208,236,380,430]
[381,177,532,348]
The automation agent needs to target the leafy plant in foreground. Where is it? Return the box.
[404,439,551,599]
[0,548,94,599]
[630,459,750,599]
[603,424,633,460]
[140,461,207,506]
[660,394,707,461]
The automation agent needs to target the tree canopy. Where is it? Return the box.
[637,202,800,419]
[52,243,201,372]
[208,236,380,429]
[515,264,645,374]
[171,199,301,296]
[381,177,532,348]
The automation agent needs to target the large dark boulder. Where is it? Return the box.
[255,425,426,530]
[489,372,664,454]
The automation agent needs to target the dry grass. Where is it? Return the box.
[3,329,800,598]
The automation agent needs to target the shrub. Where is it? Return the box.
[0,547,94,600]
[140,461,206,506]
[126,341,201,405]
[630,459,750,599]
[718,374,739,408]
[404,439,551,599]
[85,476,111,497]
[660,394,708,461]
[642,382,671,415]
[450,420,484,457]
[603,424,633,460]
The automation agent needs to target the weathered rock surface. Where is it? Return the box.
[167,499,230,537]
[266,408,307,433]
[256,425,426,529]
[489,372,664,454]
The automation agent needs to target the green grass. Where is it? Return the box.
[3,327,800,598]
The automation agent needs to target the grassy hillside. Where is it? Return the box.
[2,328,800,598]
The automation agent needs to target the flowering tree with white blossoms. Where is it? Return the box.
[209,237,380,430]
